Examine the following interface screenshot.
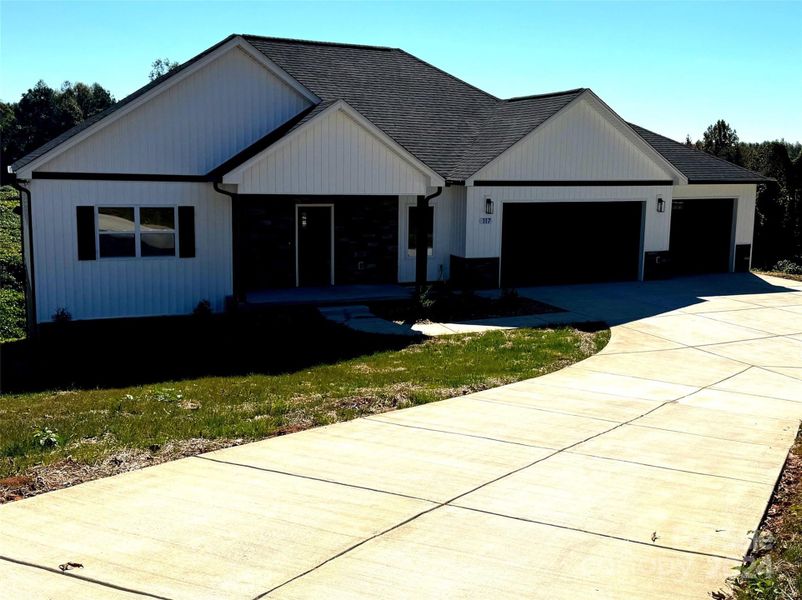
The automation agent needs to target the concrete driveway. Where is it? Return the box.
[2,273,802,599]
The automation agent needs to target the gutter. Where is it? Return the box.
[9,177,37,335]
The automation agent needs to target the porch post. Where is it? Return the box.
[232,196,245,302]
[415,194,428,290]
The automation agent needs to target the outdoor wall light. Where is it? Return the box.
[485,198,494,215]
[656,197,665,213]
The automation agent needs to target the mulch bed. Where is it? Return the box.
[370,291,564,324]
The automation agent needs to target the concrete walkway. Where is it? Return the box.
[3,273,802,599]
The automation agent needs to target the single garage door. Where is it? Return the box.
[501,201,643,287]
[669,198,734,275]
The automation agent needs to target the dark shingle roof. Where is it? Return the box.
[242,35,499,179]
[630,124,771,184]
[448,89,585,180]
[11,33,771,186]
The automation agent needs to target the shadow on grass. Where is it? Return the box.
[1,307,415,393]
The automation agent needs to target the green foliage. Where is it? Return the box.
[0,186,25,341]
[0,80,114,184]
[149,58,180,81]
[702,119,741,163]
[688,122,801,269]
[772,260,802,275]
[32,426,62,449]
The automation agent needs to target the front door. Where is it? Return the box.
[296,205,333,286]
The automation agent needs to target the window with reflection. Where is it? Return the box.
[140,207,176,257]
[98,207,136,258]
[96,206,177,258]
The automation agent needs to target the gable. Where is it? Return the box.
[37,45,313,175]
[227,102,443,195]
[469,94,679,183]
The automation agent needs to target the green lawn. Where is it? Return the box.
[0,323,608,500]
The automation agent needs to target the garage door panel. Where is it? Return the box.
[670,198,734,275]
[501,201,643,287]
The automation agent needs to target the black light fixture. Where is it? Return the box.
[485,197,494,215]
[656,196,665,213]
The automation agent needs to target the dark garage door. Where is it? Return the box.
[669,198,734,275]
[501,201,643,287]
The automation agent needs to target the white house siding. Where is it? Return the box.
[398,186,466,282]
[236,107,431,196]
[470,96,674,182]
[31,180,231,322]
[465,185,672,264]
[39,47,311,174]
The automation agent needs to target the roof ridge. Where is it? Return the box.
[630,122,769,179]
[393,48,500,102]
[505,88,587,102]
[240,34,396,52]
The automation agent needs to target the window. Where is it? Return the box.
[407,205,434,257]
[98,207,136,258]
[97,206,177,259]
[140,207,176,257]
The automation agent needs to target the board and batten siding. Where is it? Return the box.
[470,96,675,183]
[39,46,311,174]
[398,186,466,282]
[30,180,232,322]
[235,107,432,196]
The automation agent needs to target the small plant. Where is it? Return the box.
[193,299,212,317]
[149,387,184,403]
[772,260,802,275]
[52,307,72,323]
[32,426,61,448]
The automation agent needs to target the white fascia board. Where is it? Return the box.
[13,36,319,178]
[582,90,688,184]
[222,99,446,187]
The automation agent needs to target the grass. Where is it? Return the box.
[723,426,802,600]
[0,185,26,342]
[0,318,609,500]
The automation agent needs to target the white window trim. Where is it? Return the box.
[95,206,179,260]
[405,202,435,258]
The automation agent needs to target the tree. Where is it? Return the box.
[149,58,180,81]
[0,80,115,184]
[701,119,741,163]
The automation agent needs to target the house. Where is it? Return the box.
[9,34,770,325]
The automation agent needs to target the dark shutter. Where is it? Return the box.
[76,206,96,260]
[178,206,195,258]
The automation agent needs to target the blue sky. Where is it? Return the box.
[1,1,800,143]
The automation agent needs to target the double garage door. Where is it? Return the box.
[501,198,735,287]
[501,202,643,287]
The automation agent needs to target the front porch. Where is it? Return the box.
[245,283,413,306]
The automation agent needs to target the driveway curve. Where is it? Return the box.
[2,273,801,599]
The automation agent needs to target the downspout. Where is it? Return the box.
[10,178,37,336]
[415,186,442,291]
[212,181,244,304]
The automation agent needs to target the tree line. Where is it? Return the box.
[687,120,802,271]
